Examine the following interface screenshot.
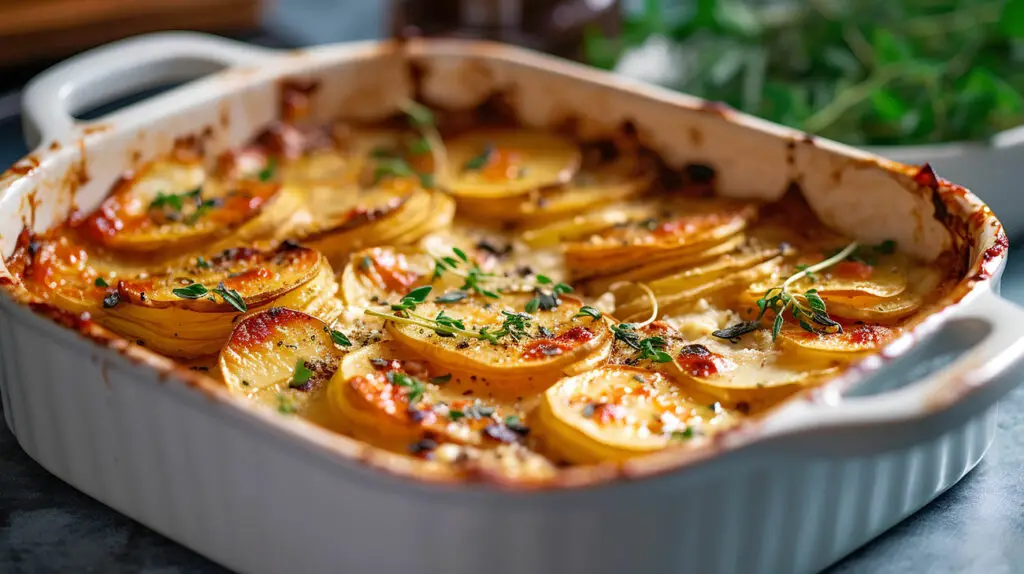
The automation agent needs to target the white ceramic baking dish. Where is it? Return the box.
[1,32,1023,574]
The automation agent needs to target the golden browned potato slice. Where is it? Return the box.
[384,293,612,390]
[818,291,922,323]
[19,234,110,314]
[298,183,435,267]
[74,160,283,254]
[615,257,782,322]
[328,342,527,452]
[98,244,338,358]
[454,155,653,222]
[580,234,747,295]
[533,366,735,464]
[564,198,758,266]
[388,191,457,246]
[665,338,841,409]
[341,246,436,307]
[776,321,901,355]
[442,129,581,198]
[219,307,348,399]
[519,203,657,248]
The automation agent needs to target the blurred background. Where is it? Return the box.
[2,0,1022,147]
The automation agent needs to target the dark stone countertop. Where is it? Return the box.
[0,2,1022,572]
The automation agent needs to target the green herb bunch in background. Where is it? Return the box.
[585,0,1024,146]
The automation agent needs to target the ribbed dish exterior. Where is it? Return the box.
[0,300,996,574]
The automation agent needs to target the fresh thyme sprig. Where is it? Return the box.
[610,323,673,363]
[364,285,534,345]
[713,242,858,343]
[399,99,450,189]
[602,282,671,363]
[429,247,578,309]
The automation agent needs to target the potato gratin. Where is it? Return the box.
[5,101,962,481]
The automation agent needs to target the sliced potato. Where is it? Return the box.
[820,291,922,323]
[299,184,434,266]
[219,307,346,398]
[665,338,841,408]
[615,257,782,322]
[74,160,282,254]
[777,321,900,355]
[388,190,456,246]
[328,342,524,452]
[21,234,108,314]
[519,202,656,248]
[581,234,747,295]
[564,198,758,265]
[442,129,581,198]
[340,246,438,307]
[533,366,734,464]
[454,155,653,222]
[98,244,337,358]
[385,293,612,390]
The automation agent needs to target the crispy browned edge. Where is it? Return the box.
[0,38,1010,492]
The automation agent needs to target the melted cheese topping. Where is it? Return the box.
[6,111,961,482]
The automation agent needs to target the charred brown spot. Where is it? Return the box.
[211,246,262,267]
[291,357,337,392]
[913,163,941,191]
[931,188,949,225]
[678,344,711,356]
[229,307,309,347]
[484,424,521,444]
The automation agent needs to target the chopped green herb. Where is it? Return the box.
[535,274,553,285]
[173,283,209,299]
[448,410,466,421]
[430,373,453,384]
[94,277,109,288]
[574,306,602,320]
[290,359,314,388]
[417,172,435,189]
[463,403,495,420]
[409,137,431,155]
[213,282,247,313]
[391,285,433,312]
[403,101,435,128]
[328,328,352,347]
[277,394,297,415]
[386,370,426,406]
[257,157,277,182]
[610,323,672,363]
[463,144,494,171]
[524,298,541,313]
[373,157,414,184]
[435,290,468,304]
[195,256,211,269]
[671,427,696,441]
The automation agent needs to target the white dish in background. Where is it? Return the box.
[0,32,1022,574]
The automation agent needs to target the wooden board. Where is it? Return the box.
[0,0,262,67]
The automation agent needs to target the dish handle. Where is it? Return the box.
[22,31,277,148]
[759,288,1024,455]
